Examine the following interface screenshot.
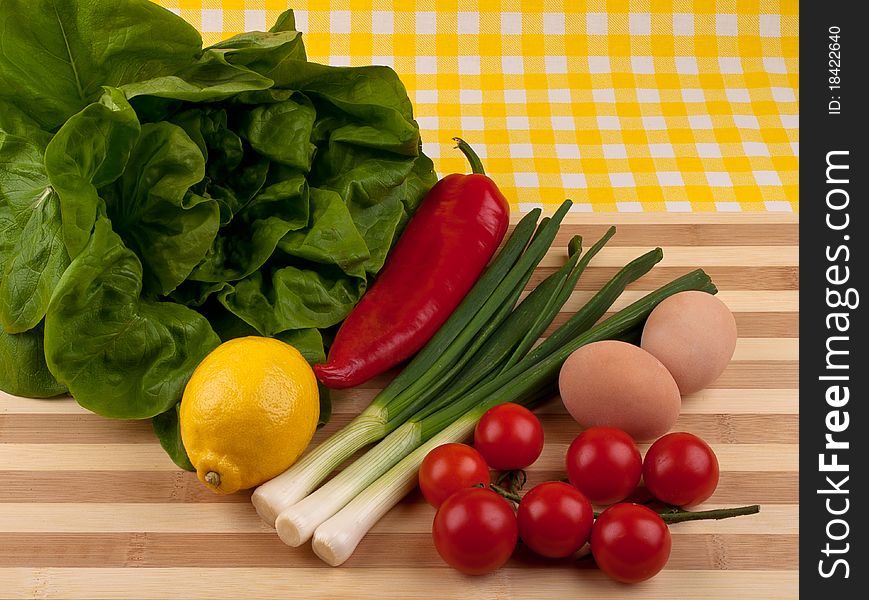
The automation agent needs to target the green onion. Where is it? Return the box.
[273,203,579,544]
[310,269,716,565]
[277,239,663,547]
[252,204,569,525]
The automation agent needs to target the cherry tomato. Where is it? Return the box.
[432,487,518,575]
[517,481,593,558]
[474,403,544,470]
[643,432,720,506]
[591,503,672,583]
[419,443,491,508]
[566,427,642,505]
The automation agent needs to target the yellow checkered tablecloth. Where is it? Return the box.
[154,1,799,213]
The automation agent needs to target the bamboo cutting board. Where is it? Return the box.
[0,212,798,599]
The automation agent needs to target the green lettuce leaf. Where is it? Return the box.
[0,188,69,333]
[218,262,367,337]
[44,87,141,258]
[168,107,271,226]
[102,122,219,296]
[120,50,274,103]
[278,187,370,276]
[0,321,68,398]
[209,25,307,77]
[0,134,53,268]
[187,172,310,284]
[238,94,317,170]
[0,102,53,146]
[0,132,70,333]
[0,0,201,131]
[44,212,220,419]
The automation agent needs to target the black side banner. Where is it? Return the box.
[800,1,866,596]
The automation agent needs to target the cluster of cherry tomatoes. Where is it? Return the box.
[418,403,720,582]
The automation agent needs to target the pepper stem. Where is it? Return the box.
[453,137,486,175]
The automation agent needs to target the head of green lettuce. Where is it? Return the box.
[0,0,436,468]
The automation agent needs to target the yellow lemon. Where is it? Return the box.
[180,336,319,494]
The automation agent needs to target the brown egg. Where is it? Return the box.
[558,340,682,441]
[641,291,737,395]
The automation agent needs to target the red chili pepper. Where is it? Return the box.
[314,138,510,389]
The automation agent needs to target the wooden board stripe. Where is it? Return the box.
[0,568,798,600]
[544,310,797,339]
[552,289,797,313]
[0,471,797,505]
[537,246,797,268]
[503,338,798,362]
[558,213,798,224]
[327,388,801,418]
[1,395,87,415]
[0,413,797,445]
[543,414,797,445]
[0,443,798,472]
[0,532,797,570]
[579,388,798,415]
[529,266,798,291]
[732,338,798,360]
[353,360,797,390]
[546,224,798,246]
[0,388,802,417]
[0,503,796,535]
[706,362,797,389]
